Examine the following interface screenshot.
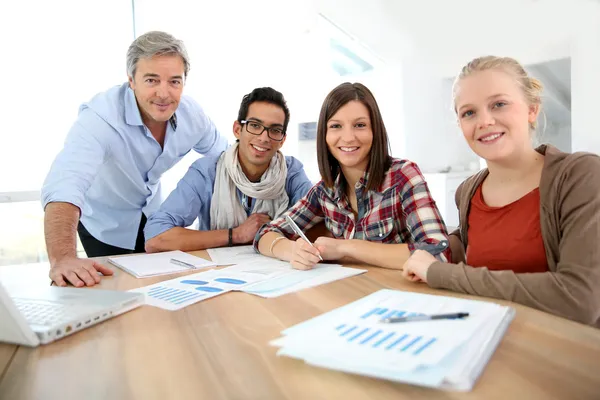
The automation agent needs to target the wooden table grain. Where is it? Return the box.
[1,252,600,400]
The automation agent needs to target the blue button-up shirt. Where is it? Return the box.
[144,154,313,241]
[41,83,229,250]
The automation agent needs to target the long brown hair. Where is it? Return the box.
[317,82,392,191]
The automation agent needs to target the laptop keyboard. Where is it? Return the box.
[13,299,92,326]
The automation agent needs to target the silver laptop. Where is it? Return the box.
[0,281,144,347]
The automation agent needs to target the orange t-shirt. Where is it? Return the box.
[466,184,548,273]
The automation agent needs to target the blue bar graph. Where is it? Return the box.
[360,307,389,319]
[386,334,409,350]
[414,338,437,355]
[148,286,206,305]
[333,322,438,357]
[359,329,382,345]
[348,328,370,342]
[360,307,425,321]
[373,332,395,348]
[400,336,422,352]
[340,326,357,336]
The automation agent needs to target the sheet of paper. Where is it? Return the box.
[243,267,365,298]
[206,246,263,265]
[232,263,366,298]
[108,251,216,278]
[129,269,268,310]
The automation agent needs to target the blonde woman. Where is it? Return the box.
[402,56,600,327]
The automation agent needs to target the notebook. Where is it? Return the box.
[271,289,515,391]
[206,245,261,265]
[107,251,216,278]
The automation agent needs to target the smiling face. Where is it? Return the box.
[325,100,373,173]
[128,54,185,127]
[454,69,540,163]
[233,101,286,178]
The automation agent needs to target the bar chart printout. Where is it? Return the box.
[130,269,268,311]
[271,289,516,390]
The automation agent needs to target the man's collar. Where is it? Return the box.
[124,86,144,126]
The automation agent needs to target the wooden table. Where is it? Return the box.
[1,253,600,400]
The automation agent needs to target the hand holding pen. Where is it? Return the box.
[285,215,324,270]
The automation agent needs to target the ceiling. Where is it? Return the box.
[317,0,596,77]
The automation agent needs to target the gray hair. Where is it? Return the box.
[126,31,190,79]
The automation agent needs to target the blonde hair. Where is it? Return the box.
[452,56,544,130]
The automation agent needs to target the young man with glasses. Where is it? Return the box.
[144,87,313,252]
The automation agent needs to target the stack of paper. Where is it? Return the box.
[108,251,216,278]
[271,289,515,391]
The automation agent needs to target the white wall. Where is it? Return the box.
[571,1,600,154]
[379,0,578,77]
[0,0,132,192]
[400,61,478,173]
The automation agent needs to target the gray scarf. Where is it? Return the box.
[210,142,289,230]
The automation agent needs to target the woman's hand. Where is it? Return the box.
[314,237,347,261]
[290,238,322,270]
[402,250,437,283]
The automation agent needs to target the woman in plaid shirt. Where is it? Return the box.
[255,82,450,270]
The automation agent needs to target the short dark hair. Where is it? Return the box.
[317,82,392,191]
[237,87,290,132]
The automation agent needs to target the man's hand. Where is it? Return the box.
[232,213,271,244]
[49,257,114,287]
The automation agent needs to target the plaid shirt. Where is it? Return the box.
[254,158,450,262]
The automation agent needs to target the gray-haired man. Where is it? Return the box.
[41,31,229,287]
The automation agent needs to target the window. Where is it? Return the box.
[0,0,133,265]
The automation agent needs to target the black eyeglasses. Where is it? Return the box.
[240,120,286,141]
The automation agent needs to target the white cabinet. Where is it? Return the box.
[422,172,475,230]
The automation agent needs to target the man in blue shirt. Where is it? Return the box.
[41,31,229,287]
[144,87,313,252]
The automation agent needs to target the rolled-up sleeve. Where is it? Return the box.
[41,110,110,212]
[144,163,211,241]
[398,162,450,262]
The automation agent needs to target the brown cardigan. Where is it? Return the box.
[427,145,600,327]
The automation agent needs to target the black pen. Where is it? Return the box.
[381,312,469,323]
